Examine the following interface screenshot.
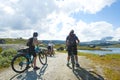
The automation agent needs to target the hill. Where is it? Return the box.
[0,38,120,48]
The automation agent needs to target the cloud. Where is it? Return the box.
[113,27,120,40]
[55,0,116,14]
[81,21,114,41]
[0,0,119,42]
[0,0,57,29]
[38,13,118,41]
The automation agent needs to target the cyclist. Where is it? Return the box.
[66,30,80,67]
[27,32,40,70]
[47,41,54,56]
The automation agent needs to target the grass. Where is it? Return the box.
[0,47,2,53]
[54,44,66,49]
[78,52,120,80]
[78,46,102,50]
[104,67,120,80]
[108,44,120,48]
[57,50,120,80]
[3,38,27,44]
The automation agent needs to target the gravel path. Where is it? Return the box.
[0,53,105,80]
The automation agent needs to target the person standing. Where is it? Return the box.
[47,41,54,56]
[27,32,40,70]
[66,30,80,67]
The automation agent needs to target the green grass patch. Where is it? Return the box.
[4,38,27,44]
[104,67,120,80]
[78,52,120,80]
[78,46,102,50]
[56,50,67,53]
[54,44,66,49]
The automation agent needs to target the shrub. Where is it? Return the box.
[0,57,10,68]
[0,47,2,53]
[1,48,17,57]
[0,49,17,69]
[57,47,64,51]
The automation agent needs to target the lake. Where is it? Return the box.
[78,48,120,55]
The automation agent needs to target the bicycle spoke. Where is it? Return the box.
[11,55,29,73]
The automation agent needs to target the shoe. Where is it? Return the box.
[76,63,80,67]
[67,63,70,66]
[34,66,40,70]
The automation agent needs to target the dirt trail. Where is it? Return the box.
[0,53,105,80]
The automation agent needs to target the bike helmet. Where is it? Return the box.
[70,29,74,34]
[33,32,38,37]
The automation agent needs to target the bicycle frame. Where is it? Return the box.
[17,52,34,66]
[25,54,34,65]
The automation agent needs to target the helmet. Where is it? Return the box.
[33,32,38,37]
[70,29,74,34]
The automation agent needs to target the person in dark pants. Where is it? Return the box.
[66,30,80,67]
[27,32,40,70]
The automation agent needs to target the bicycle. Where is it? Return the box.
[11,47,47,73]
[47,49,55,57]
[70,47,75,72]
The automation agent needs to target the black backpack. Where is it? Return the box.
[68,35,76,46]
[26,37,33,46]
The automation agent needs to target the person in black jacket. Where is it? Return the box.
[27,32,40,70]
[66,30,80,67]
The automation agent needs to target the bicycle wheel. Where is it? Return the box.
[39,50,47,65]
[71,54,75,71]
[11,54,29,73]
[52,50,55,56]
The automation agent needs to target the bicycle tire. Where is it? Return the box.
[71,54,75,71]
[11,54,29,73]
[38,50,47,65]
[52,50,55,56]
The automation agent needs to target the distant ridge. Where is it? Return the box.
[41,40,65,44]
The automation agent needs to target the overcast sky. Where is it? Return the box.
[0,0,120,42]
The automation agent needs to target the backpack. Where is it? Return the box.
[26,37,33,46]
[68,35,77,46]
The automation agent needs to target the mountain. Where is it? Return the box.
[101,36,113,41]
[41,36,120,46]
[41,40,65,45]
[80,36,120,46]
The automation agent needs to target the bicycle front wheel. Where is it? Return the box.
[71,55,75,72]
[11,54,29,73]
[38,50,47,65]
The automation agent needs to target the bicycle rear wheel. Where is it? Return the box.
[11,54,29,73]
[39,50,47,65]
[71,54,75,71]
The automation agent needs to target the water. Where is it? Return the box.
[78,48,120,55]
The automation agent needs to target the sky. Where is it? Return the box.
[0,0,120,42]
